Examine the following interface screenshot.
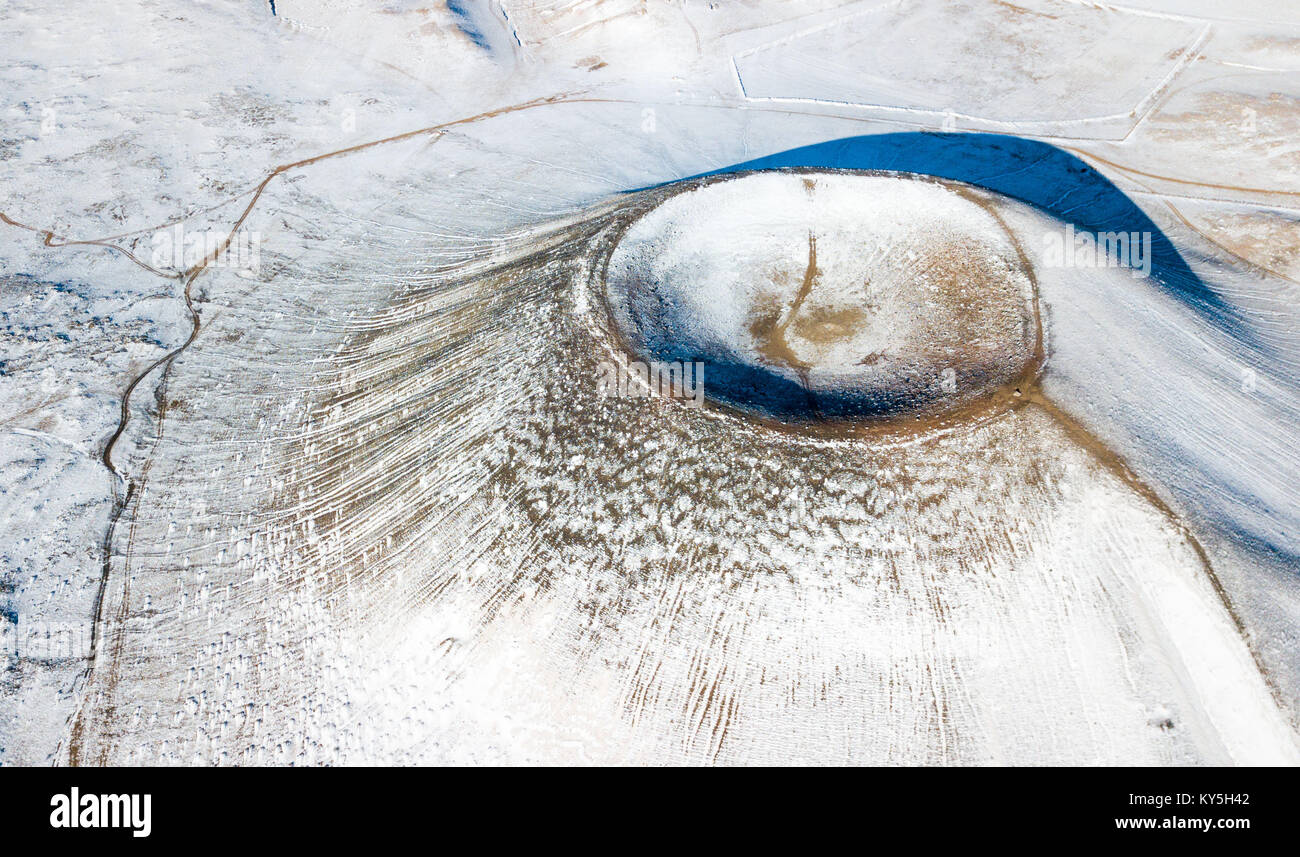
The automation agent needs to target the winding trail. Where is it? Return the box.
[2,93,607,762]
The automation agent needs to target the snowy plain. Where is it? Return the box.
[2,0,1299,765]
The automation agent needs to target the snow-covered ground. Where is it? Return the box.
[2,0,1299,765]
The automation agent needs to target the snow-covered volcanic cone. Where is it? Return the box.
[605,171,1041,423]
